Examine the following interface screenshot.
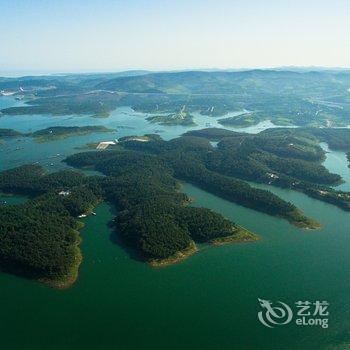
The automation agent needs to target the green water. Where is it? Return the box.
[1,97,350,349]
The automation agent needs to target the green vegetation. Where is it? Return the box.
[183,128,244,141]
[3,70,350,289]
[184,128,350,211]
[4,124,349,287]
[218,113,261,128]
[66,135,320,228]
[0,128,24,137]
[75,142,101,150]
[0,165,102,287]
[260,128,350,151]
[146,109,195,126]
[65,150,253,263]
[118,134,159,143]
[211,226,259,245]
[31,125,114,142]
[0,125,115,143]
[0,151,257,285]
[1,125,349,286]
[1,70,350,127]
[122,130,350,213]
[1,91,122,117]
[149,241,198,267]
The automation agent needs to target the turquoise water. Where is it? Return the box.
[321,143,350,192]
[0,193,27,205]
[0,97,350,349]
[0,97,284,172]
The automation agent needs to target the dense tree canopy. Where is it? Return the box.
[0,167,101,283]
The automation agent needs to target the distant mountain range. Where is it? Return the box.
[1,68,349,127]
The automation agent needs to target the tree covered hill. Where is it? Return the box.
[1,69,350,126]
[66,135,321,228]
[0,154,256,286]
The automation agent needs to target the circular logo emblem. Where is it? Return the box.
[258,298,293,328]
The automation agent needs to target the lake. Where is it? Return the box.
[0,97,350,349]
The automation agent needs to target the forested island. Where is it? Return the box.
[146,109,195,126]
[31,126,114,142]
[218,112,261,128]
[0,126,114,143]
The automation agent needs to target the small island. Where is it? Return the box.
[218,112,261,128]
[146,108,195,126]
[0,126,116,143]
[31,125,115,142]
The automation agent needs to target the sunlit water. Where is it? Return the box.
[0,97,350,349]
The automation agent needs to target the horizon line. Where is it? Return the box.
[1,65,350,78]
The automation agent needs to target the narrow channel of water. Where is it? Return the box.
[320,142,350,192]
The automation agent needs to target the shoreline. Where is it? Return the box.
[210,226,260,246]
[293,220,322,230]
[149,226,260,268]
[33,128,114,143]
[40,244,83,289]
[148,241,198,267]
[287,210,322,230]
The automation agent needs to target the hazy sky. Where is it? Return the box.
[0,0,349,74]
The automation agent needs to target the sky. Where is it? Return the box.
[0,0,349,75]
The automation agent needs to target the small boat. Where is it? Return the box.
[92,212,97,216]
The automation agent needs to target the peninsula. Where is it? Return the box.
[0,126,115,143]
[0,147,258,287]
[31,126,115,142]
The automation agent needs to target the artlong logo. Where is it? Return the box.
[258,298,293,328]
[258,298,329,329]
